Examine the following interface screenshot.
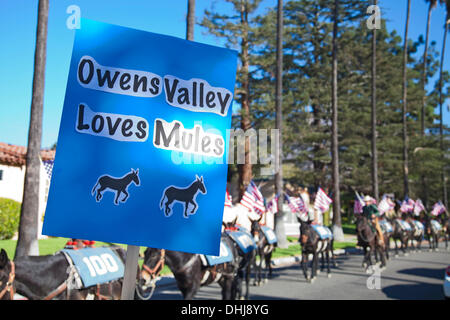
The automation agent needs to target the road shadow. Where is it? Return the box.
[382,283,444,300]
[397,267,445,281]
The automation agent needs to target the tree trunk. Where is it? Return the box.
[438,17,449,208]
[420,2,434,207]
[371,0,379,202]
[331,0,343,241]
[186,0,195,41]
[238,1,252,199]
[15,0,49,258]
[274,0,288,248]
[401,0,411,198]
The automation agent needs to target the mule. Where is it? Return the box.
[405,214,424,252]
[298,221,335,282]
[388,217,410,256]
[423,215,441,251]
[440,216,450,249]
[0,249,15,300]
[0,247,125,300]
[92,168,140,205]
[222,221,256,300]
[250,219,275,286]
[160,175,206,218]
[138,234,237,300]
[356,216,386,272]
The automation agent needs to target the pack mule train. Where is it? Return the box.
[159,175,207,218]
[91,168,140,205]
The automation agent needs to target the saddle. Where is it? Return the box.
[226,229,256,254]
[378,219,393,233]
[201,240,234,267]
[311,225,333,240]
[430,220,442,233]
[260,226,278,245]
[412,220,424,236]
[395,219,412,231]
[61,247,125,289]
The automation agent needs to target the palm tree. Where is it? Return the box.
[401,0,412,198]
[438,0,450,208]
[274,0,288,248]
[331,0,343,241]
[371,0,379,202]
[186,0,195,41]
[15,0,49,258]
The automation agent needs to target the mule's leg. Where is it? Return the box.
[96,185,106,201]
[189,200,197,214]
[121,189,129,202]
[301,252,309,281]
[326,245,331,278]
[114,191,121,205]
[266,251,273,279]
[311,252,318,281]
[184,201,190,218]
[245,263,251,300]
[165,199,173,216]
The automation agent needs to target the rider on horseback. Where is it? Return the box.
[362,195,385,247]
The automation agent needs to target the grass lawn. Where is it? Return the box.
[0,232,356,277]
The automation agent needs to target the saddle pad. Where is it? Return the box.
[261,226,278,244]
[430,220,442,231]
[311,225,333,240]
[203,240,234,266]
[62,247,124,288]
[226,230,256,254]
[396,219,412,231]
[379,220,393,233]
[413,220,424,230]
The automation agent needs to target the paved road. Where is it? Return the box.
[149,248,449,300]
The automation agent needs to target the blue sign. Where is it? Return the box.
[62,247,125,288]
[42,19,238,255]
[311,225,333,240]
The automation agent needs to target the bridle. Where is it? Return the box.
[0,261,15,300]
[136,249,166,300]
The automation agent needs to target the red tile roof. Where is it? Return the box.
[0,142,55,167]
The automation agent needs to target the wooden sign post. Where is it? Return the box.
[120,245,140,300]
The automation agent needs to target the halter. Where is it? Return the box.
[0,261,15,300]
[141,249,166,281]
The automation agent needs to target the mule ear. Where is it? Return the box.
[135,169,139,175]
[200,176,203,182]
[195,174,200,181]
[0,249,8,269]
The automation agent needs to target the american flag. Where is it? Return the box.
[267,196,278,215]
[413,199,425,216]
[377,195,391,215]
[400,197,415,213]
[42,160,54,180]
[285,193,308,220]
[353,192,364,214]
[224,189,232,208]
[431,201,446,216]
[240,181,265,215]
[314,187,332,213]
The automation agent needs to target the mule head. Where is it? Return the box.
[0,249,14,300]
[195,175,206,194]
[131,168,140,186]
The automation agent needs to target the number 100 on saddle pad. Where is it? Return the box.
[42,19,238,256]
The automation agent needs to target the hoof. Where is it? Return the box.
[310,278,315,284]
[239,296,245,300]
[404,253,409,257]
[327,273,331,278]
[317,270,321,274]
[264,279,268,284]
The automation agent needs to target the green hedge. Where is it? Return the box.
[0,198,21,240]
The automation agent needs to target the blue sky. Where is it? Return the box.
[0,0,448,148]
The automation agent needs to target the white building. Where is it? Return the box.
[0,142,54,239]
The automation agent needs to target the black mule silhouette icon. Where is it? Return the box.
[92,169,140,205]
[159,175,207,218]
